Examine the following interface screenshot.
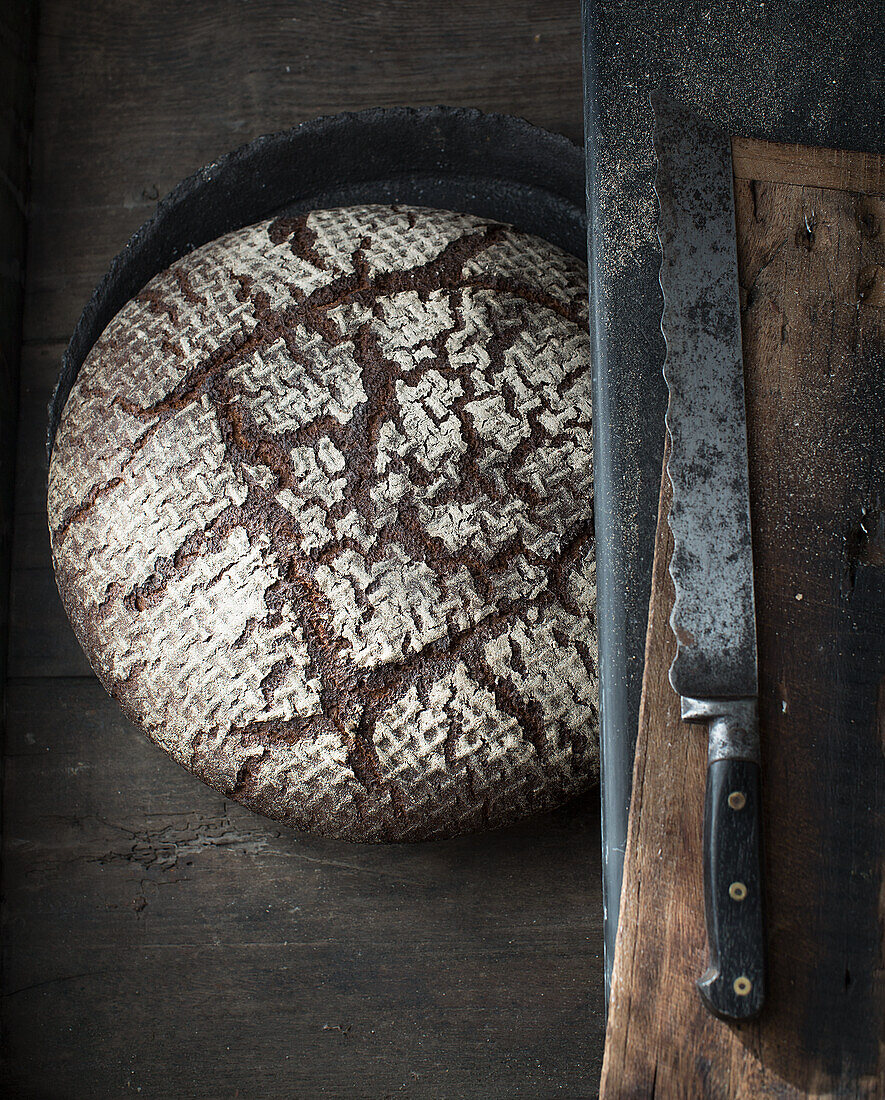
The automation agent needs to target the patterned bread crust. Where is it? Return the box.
[48,204,598,841]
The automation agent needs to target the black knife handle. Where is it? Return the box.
[698,756,765,1020]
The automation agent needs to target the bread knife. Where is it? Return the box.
[652,93,765,1021]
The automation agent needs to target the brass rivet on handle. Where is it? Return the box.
[733,976,752,997]
[728,790,747,810]
[729,881,748,901]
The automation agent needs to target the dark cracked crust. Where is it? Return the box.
[48,204,598,841]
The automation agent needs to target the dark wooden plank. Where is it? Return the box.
[2,679,604,1098]
[13,342,64,518]
[3,940,595,1100]
[601,147,885,1095]
[8,512,50,572]
[5,2,602,1096]
[9,342,95,677]
[7,566,93,678]
[0,0,38,712]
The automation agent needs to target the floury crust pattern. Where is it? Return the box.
[49,204,598,841]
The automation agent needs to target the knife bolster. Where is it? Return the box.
[681,696,760,764]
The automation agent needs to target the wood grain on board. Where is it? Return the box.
[732,136,885,195]
[601,144,885,1096]
[2,3,604,1098]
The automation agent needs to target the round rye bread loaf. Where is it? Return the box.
[48,204,598,841]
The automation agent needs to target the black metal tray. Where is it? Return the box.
[582,0,885,992]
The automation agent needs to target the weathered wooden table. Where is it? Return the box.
[1,3,604,1097]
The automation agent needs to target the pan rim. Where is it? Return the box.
[47,104,587,458]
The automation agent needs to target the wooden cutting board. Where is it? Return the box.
[600,139,885,1096]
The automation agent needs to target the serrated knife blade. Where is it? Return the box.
[653,93,766,1021]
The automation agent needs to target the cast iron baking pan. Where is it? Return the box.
[48,105,586,455]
